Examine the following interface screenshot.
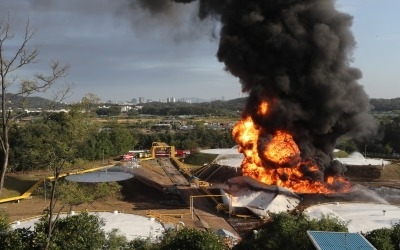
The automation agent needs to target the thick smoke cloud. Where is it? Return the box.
[214,0,378,176]
[127,0,378,178]
[120,0,219,43]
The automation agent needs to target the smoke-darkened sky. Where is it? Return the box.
[1,0,399,102]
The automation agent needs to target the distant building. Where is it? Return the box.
[178,98,192,103]
[167,97,176,103]
[120,106,132,112]
[138,97,145,103]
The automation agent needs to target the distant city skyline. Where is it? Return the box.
[105,94,242,105]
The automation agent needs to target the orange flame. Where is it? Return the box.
[232,103,351,194]
[257,101,269,116]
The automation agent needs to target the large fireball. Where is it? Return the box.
[232,103,351,194]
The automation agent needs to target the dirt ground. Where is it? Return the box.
[2,160,400,238]
[0,159,237,232]
[0,177,202,229]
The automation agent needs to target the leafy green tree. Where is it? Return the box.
[391,223,400,249]
[34,212,106,250]
[364,228,394,250]
[26,111,94,249]
[109,125,135,155]
[96,106,121,117]
[127,109,139,117]
[50,181,120,212]
[159,228,228,250]
[0,212,40,249]
[335,136,358,153]
[383,120,400,154]
[79,92,101,116]
[9,120,54,171]
[3,227,39,250]
[0,211,10,246]
[102,228,128,250]
[125,238,155,250]
[233,213,347,250]
[76,129,114,161]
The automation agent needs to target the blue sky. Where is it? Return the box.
[337,0,400,100]
[1,0,399,103]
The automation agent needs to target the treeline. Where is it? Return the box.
[336,116,400,157]
[110,97,400,117]
[9,96,400,170]
[92,99,246,117]
[8,111,236,172]
[8,95,400,115]
[370,98,400,112]
[137,98,246,117]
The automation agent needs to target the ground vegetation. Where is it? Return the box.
[232,213,348,250]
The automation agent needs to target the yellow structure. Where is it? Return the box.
[150,142,175,158]
[0,165,113,204]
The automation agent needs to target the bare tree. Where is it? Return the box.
[0,16,70,195]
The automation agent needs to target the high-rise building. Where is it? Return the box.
[167,97,176,103]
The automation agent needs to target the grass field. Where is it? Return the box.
[0,175,37,198]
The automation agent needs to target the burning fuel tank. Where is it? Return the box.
[220,176,386,218]
[220,176,301,218]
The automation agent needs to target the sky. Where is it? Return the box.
[1,0,399,103]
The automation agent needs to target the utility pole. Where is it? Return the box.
[364,145,367,159]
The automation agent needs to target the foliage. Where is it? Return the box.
[9,112,138,171]
[0,210,9,231]
[38,180,121,211]
[124,238,155,250]
[138,98,245,117]
[136,125,236,150]
[363,223,400,249]
[109,124,135,155]
[233,213,348,250]
[2,227,39,250]
[184,152,219,166]
[8,114,238,172]
[96,106,121,117]
[370,98,400,112]
[381,118,400,154]
[0,211,11,247]
[78,92,101,116]
[8,111,87,171]
[364,228,395,250]
[391,223,400,249]
[159,228,228,250]
[335,136,358,154]
[102,228,128,250]
[1,212,106,249]
[34,212,106,250]
[127,109,139,117]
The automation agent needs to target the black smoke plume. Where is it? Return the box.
[127,0,378,182]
